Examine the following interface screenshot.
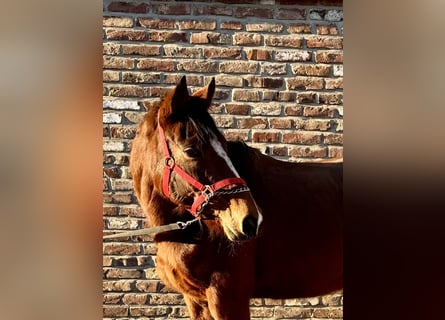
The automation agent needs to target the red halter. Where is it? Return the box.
[157,112,249,217]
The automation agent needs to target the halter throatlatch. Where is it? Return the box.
[157,112,250,217]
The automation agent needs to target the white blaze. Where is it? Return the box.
[209,135,240,177]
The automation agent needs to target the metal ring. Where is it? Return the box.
[165,157,175,168]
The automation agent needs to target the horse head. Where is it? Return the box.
[131,76,262,241]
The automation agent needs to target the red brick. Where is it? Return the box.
[289,146,328,158]
[313,307,343,318]
[297,92,317,104]
[164,46,202,58]
[103,56,134,69]
[251,103,282,116]
[284,105,303,116]
[103,243,141,255]
[213,90,230,101]
[103,293,123,304]
[274,306,314,318]
[137,18,175,29]
[103,16,133,27]
[106,29,147,41]
[103,205,118,216]
[122,72,160,84]
[223,130,249,141]
[130,306,171,317]
[260,63,287,75]
[108,85,148,98]
[283,132,322,144]
[234,7,273,19]
[319,93,343,105]
[103,305,128,317]
[237,118,267,129]
[152,4,191,15]
[316,51,343,63]
[246,76,283,89]
[110,126,137,139]
[272,146,288,157]
[213,115,234,128]
[150,293,185,305]
[226,104,250,115]
[274,50,312,62]
[135,280,158,293]
[245,49,272,61]
[149,31,187,43]
[294,118,332,131]
[269,118,292,129]
[325,78,343,89]
[119,206,144,218]
[194,5,232,16]
[190,32,230,45]
[303,106,337,117]
[276,8,306,20]
[164,74,202,86]
[122,294,148,305]
[215,75,243,87]
[232,90,260,102]
[253,132,280,143]
[179,20,216,30]
[149,87,173,98]
[220,61,258,74]
[317,24,340,35]
[335,119,343,132]
[287,77,324,90]
[136,59,175,71]
[103,279,134,292]
[177,61,218,73]
[233,33,262,46]
[246,23,284,33]
[288,24,312,34]
[324,133,343,145]
[121,44,160,56]
[107,2,148,14]
[103,70,120,82]
[307,36,343,49]
[263,91,296,102]
[328,146,343,158]
[265,35,303,48]
[105,268,142,279]
[292,64,331,76]
[204,47,241,59]
[221,21,243,30]
[103,43,120,55]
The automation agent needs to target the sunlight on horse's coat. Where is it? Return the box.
[129,76,343,320]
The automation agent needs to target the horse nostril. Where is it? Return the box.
[242,215,258,238]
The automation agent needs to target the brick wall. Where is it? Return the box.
[103,0,343,319]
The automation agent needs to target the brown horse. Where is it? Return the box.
[130,76,342,320]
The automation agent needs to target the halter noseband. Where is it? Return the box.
[157,112,250,217]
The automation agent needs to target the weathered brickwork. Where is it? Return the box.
[103,0,343,319]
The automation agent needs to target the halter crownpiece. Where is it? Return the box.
[157,111,250,217]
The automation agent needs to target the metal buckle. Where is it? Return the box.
[165,157,175,168]
[202,185,214,202]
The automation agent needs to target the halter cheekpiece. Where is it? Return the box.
[157,111,250,217]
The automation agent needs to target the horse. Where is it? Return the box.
[130,76,343,320]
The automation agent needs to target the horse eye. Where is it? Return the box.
[184,147,200,158]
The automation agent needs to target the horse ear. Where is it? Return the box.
[170,76,189,115]
[192,78,215,108]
